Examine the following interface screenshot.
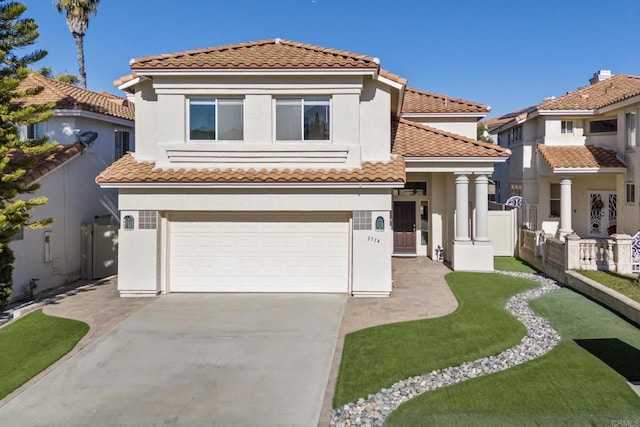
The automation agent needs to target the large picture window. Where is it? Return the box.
[189,98,243,141]
[275,98,330,141]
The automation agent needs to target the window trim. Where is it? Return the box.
[549,183,561,218]
[114,129,130,159]
[273,97,332,142]
[25,122,45,141]
[625,111,637,150]
[589,118,618,134]
[560,120,573,134]
[626,182,636,204]
[187,97,244,142]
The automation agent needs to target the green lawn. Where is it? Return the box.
[385,289,640,426]
[494,256,538,273]
[333,272,537,406]
[0,309,89,399]
[577,269,640,304]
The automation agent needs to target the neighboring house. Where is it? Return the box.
[98,39,508,297]
[8,73,135,300]
[490,70,639,239]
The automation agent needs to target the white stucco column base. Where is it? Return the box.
[452,240,494,271]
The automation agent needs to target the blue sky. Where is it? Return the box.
[21,0,640,118]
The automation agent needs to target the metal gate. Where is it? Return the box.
[632,231,640,273]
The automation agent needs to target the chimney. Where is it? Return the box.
[589,69,612,85]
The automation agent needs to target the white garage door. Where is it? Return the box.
[169,214,349,293]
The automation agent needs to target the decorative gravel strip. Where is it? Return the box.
[330,271,561,427]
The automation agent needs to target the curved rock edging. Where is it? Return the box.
[330,271,561,426]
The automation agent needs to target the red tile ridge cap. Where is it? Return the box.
[130,38,380,69]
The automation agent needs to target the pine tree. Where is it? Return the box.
[0,1,56,307]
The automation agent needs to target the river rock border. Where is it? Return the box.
[330,271,561,427]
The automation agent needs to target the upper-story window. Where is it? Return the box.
[626,112,636,149]
[561,120,573,134]
[25,122,45,140]
[115,130,130,159]
[508,125,522,144]
[275,97,330,141]
[188,98,244,141]
[589,119,617,133]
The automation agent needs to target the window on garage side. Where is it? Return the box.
[275,98,330,141]
[189,98,244,141]
[139,211,158,229]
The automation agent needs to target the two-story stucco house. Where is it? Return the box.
[98,39,508,297]
[8,73,135,300]
[491,70,640,240]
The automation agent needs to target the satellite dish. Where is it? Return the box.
[77,131,98,146]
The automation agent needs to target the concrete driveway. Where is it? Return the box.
[0,293,346,427]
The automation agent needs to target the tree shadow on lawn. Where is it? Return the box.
[576,338,640,384]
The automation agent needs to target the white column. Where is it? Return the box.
[455,174,470,241]
[558,177,573,236]
[474,174,489,242]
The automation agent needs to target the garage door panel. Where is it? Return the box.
[169,214,348,293]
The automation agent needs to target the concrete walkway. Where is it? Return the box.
[0,258,456,426]
[0,277,154,406]
[319,257,458,426]
[0,290,345,427]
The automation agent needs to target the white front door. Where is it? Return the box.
[587,191,617,237]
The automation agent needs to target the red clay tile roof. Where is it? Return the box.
[538,75,640,110]
[130,39,380,71]
[96,153,406,185]
[16,73,135,121]
[379,69,407,86]
[8,142,86,187]
[537,144,626,169]
[392,118,509,158]
[402,87,489,114]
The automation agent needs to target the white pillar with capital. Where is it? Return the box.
[558,177,573,238]
[474,174,490,242]
[455,174,470,242]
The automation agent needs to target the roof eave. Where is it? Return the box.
[401,112,489,119]
[536,109,596,116]
[97,181,405,189]
[132,68,379,78]
[552,167,626,174]
[597,94,640,114]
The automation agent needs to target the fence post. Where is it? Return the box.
[565,233,581,270]
[612,234,632,275]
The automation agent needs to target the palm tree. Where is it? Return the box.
[54,0,99,88]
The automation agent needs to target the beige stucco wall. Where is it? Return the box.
[116,187,394,296]
[132,74,392,165]
[404,117,477,140]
